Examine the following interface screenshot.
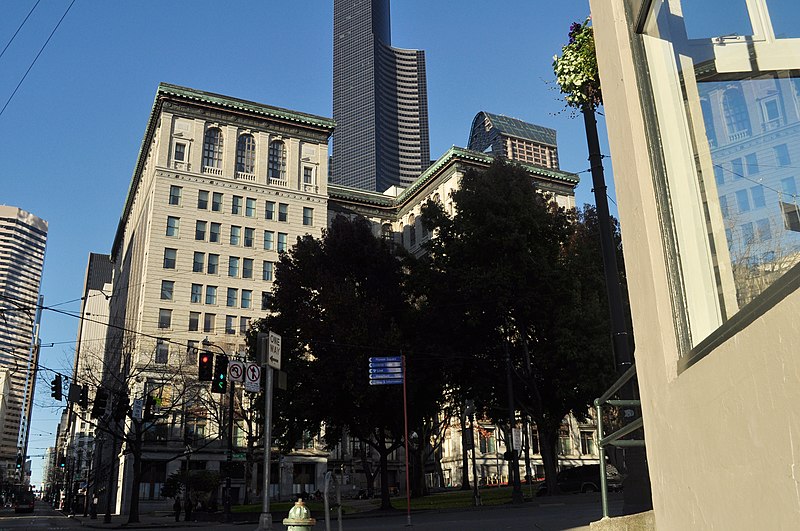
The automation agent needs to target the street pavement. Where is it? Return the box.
[2,493,623,530]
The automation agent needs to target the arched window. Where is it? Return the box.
[408,214,416,246]
[202,127,223,169]
[236,134,256,174]
[268,140,287,182]
[723,87,751,140]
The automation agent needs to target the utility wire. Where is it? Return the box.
[0,0,76,119]
[0,0,42,61]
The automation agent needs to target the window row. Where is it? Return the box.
[167,186,314,226]
[200,130,285,177]
[163,248,277,276]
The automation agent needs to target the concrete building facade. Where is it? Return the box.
[0,205,47,480]
[590,0,800,528]
[332,0,430,192]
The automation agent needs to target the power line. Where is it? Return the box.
[0,0,76,119]
[0,0,42,61]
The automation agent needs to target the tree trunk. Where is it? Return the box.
[538,423,560,496]
[459,415,471,490]
[127,426,143,523]
[378,448,391,510]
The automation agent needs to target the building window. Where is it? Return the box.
[278,203,288,222]
[193,252,205,273]
[756,218,772,241]
[195,220,207,241]
[236,134,256,174]
[736,189,751,213]
[212,192,223,212]
[478,428,496,454]
[174,142,186,162]
[202,127,223,169]
[751,185,766,209]
[207,254,219,274]
[198,190,209,210]
[189,312,200,332]
[210,222,221,243]
[241,290,252,309]
[775,144,791,166]
[261,291,272,310]
[580,431,595,455]
[169,185,182,206]
[227,288,238,307]
[266,201,275,220]
[303,207,313,226]
[239,316,250,334]
[205,286,217,305]
[264,230,274,250]
[160,280,174,300]
[263,261,274,281]
[245,197,256,218]
[745,153,759,175]
[155,340,169,364]
[242,258,253,279]
[731,158,744,178]
[163,248,177,269]
[303,166,314,187]
[723,87,751,140]
[277,232,288,252]
[228,257,240,277]
[557,426,571,455]
[226,315,236,334]
[232,196,243,215]
[230,226,241,246]
[244,227,255,248]
[203,313,215,333]
[166,216,180,237]
[268,140,287,182]
[409,215,416,247]
[191,284,202,304]
[158,309,172,329]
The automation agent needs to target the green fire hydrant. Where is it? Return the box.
[283,499,316,530]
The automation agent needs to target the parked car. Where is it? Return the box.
[536,464,623,496]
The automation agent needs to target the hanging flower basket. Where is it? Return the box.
[553,19,602,110]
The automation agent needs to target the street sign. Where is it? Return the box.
[132,398,143,420]
[244,362,261,393]
[229,360,245,383]
[268,331,282,370]
[512,428,522,450]
[368,356,404,385]
[233,452,246,460]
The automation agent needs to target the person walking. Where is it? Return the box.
[173,497,182,522]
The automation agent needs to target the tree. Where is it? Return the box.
[250,215,445,509]
[419,159,618,496]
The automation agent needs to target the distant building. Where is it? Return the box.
[468,111,560,169]
[0,205,47,479]
[332,0,430,192]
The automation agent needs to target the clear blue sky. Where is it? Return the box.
[0,0,611,486]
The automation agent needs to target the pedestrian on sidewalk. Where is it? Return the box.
[173,497,182,522]
[90,496,98,519]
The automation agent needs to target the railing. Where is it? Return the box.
[203,166,224,177]
[728,130,750,143]
[235,171,256,181]
[594,363,645,518]
[269,177,288,187]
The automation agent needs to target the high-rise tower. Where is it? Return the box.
[332,0,430,192]
[0,205,47,476]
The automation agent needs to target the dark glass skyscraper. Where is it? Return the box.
[332,0,430,192]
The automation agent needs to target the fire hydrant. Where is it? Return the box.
[283,499,316,531]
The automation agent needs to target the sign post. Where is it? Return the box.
[368,355,411,526]
[257,332,279,531]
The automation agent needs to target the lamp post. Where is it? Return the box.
[202,338,234,522]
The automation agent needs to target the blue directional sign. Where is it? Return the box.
[369,356,404,385]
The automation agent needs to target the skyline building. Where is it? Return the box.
[468,111,561,170]
[0,205,48,480]
[332,0,430,192]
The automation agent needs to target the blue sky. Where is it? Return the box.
[0,0,609,486]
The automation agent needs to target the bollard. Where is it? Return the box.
[283,499,316,531]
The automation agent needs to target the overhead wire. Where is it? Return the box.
[0,0,42,61]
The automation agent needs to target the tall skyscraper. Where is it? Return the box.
[0,205,47,475]
[332,0,430,192]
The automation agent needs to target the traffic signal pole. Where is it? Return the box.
[257,366,274,531]
[225,380,234,522]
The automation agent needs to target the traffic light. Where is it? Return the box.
[91,388,109,419]
[78,385,88,409]
[50,375,62,401]
[144,395,156,420]
[58,454,66,468]
[112,393,129,421]
[15,454,22,469]
[198,351,213,381]
[211,354,228,394]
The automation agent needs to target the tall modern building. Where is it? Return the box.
[0,205,48,478]
[468,112,561,170]
[332,0,430,192]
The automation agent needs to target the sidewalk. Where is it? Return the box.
[67,512,259,529]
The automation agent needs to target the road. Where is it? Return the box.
[0,502,81,530]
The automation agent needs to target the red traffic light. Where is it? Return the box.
[198,351,214,381]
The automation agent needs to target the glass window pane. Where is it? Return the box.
[680,0,753,39]
[768,0,800,39]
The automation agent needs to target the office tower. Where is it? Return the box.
[332,0,430,192]
[468,111,561,170]
[0,205,48,477]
